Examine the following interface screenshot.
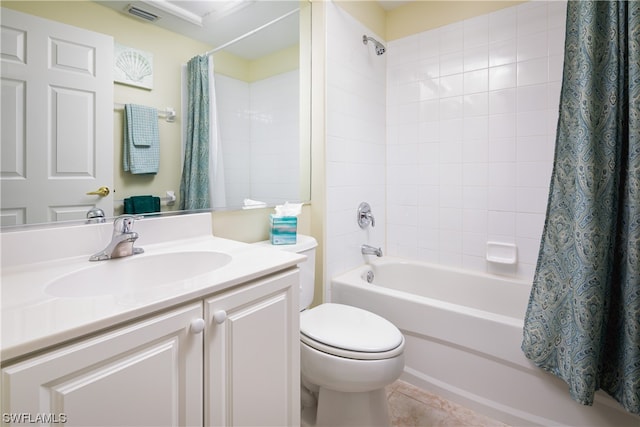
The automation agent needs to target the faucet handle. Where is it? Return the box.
[357,202,376,229]
[86,207,106,224]
[113,214,143,233]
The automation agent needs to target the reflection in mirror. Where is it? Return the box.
[177,1,310,209]
[213,59,302,208]
[0,0,311,228]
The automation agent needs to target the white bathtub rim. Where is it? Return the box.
[364,256,532,287]
[333,261,526,327]
[331,267,534,372]
[346,257,531,318]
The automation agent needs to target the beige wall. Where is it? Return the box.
[308,0,327,307]
[334,0,386,38]
[334,0,526,41]
[212,205,312,242]
[212,43,299,83]
[386,0,525,40]
[248,44,300,82]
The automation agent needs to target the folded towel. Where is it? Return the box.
[123,104,160,174]
[123,195,161,214]
[242,198,267,209]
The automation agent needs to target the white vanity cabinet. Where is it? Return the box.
[205,270,300,426]
[1,302,204,427]
[1,269,300,427]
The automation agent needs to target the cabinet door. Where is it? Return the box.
[1,303,204,427]
[205,270,300,427]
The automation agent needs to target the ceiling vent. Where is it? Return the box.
[125,4,160,22]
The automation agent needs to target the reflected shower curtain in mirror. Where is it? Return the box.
[522,0,639,414]
[179,55,226,210]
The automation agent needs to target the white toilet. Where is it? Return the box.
[257,235,405,426]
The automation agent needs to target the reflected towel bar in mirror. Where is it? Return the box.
[114,103,176,122]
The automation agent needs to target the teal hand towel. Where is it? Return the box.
[123,104,160,174]
[123,195,161,214]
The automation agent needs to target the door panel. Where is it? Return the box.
[0,8,113,226]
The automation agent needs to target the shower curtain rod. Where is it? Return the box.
[204,8,299,56]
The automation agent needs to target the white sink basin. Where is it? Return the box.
[45,251,232,298]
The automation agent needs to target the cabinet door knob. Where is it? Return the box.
[213,310,227,324]
[190,318,206,334]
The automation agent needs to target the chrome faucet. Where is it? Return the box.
[361,244,383,257]
[357,202,376,229]
[86,207,106,224]
[89,215,144,261]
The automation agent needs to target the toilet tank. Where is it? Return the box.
[253,235,317,310]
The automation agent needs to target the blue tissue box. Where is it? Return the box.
[270,215,297,245]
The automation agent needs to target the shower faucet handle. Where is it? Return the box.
[357,202,376,229]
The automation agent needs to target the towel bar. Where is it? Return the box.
[115,191,176,207]
[114,103,176,122]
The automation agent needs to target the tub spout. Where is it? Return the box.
[361,244,383,257]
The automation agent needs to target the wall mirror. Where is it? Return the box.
[0,0,311,228]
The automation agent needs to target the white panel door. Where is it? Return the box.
[0,8,113,226]
[1,303,204,427]
[204,271,300,427]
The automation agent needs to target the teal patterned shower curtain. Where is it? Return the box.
[522,1,639,413]
[180,55,210,210]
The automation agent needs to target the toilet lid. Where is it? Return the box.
[300,303,403,353]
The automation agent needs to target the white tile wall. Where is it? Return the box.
[216,74,251,207]
[251,71,300,204]
[215,71,299,207]
[325,1,387,299]
[324,0,566,298]
[386,1,567,280]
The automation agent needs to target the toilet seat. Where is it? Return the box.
[300,303,404,360]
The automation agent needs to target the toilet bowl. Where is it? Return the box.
[254,235,405,426]
[301,303,404,392]
[301,303,405,426]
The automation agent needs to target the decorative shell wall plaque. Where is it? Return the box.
[114,43,153,90]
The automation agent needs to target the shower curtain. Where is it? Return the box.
[522,0,639,414]
[179,55,226,210]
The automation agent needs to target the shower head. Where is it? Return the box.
[363,35,386,56]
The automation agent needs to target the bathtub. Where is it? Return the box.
[331,257,640,427]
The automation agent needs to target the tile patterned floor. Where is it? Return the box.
[386,380,509,427]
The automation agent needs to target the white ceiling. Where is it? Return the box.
[96,1,411,59]
[96,0,301,59]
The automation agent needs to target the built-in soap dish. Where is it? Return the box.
[486,242,517,265]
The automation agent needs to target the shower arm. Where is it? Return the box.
[362,35,386,55]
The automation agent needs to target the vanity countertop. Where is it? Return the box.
[1,213,304,363]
